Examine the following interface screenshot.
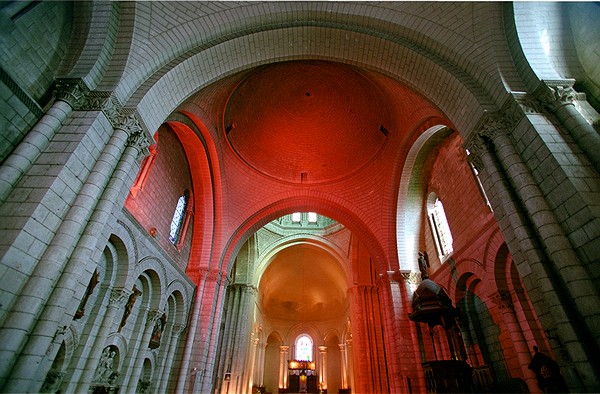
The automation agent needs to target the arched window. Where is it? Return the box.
[295,334,313,361]
[428,194,453,258]
[169,189,191,247]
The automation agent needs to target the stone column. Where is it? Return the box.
[157,324,186,393]
[491,291,539,393]
[535,80,600,172]
[338,344,348,389]
[0,103,150,392]
[465,115,600,389]
[0,78,85,203]
[123,309,163,392]
[0,105,148,391]
[346,339,355,392]
[478,114,599,326]
[318,346,327,391]
[74,288,129,392]
[193,270,230,394]
[255,342,266,388]
[244,336,259,393]
[279,345,289,390]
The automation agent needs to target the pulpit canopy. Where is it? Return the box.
[409,279,458,327]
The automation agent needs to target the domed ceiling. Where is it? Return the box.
[224,60,393,183]
[258,244,348,321]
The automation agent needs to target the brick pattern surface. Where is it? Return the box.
[1,1,599,393]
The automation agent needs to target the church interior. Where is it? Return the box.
[0,1,599,393]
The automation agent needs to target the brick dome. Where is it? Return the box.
[224,60,393,183]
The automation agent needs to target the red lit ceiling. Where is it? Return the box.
[224,60,394,184]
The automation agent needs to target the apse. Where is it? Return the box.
[258,243,348,322]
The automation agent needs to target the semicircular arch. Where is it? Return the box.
[219,195,389,280]
[254,235,351,289]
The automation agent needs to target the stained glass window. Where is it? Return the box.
[295,335,313,361]
[169,191,188,245]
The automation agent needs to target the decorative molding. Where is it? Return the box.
[76,88,153,155]
[512,92,546,115]
[0,65,44,117]
[476,112,513,140]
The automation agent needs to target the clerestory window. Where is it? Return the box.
[428,194,453,258]
[169,189,190,247]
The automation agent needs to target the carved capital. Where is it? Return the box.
[464,131,488,172]
[400,270,421,285]
[536,80,577,112]
[109,289,130,307]
[147,309,164,325]
[171,324,186,337]
[54,78,87,108]
[491,291,514,311]
[476,112,512,141]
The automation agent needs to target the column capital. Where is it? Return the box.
[490,291,514,311]
[171,324,186,337]
[108,288,130,307]
[475,112,514,141]
[463,133,488,172]
[400,270,421,285]
[318,345,327,353]
[76,90,153,155]
[280,345,289,352]
[146,309,165,325]
[54,78,88,108]
[535,79,578,112]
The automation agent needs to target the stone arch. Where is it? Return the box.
[396,125,454,271]
[454,272,504,373]
[41,325,79,392]
[137,357,153,391]
[165,112,221,281]
[134,269,163,312]
[59,1,121,89]
[253,235,351,289]
[165,283,191,326]
[448,259,487,303]
[493,244,512,294]
[509,2,585,91]
[109,226,137,289]
[219,195,389,281]
[132,27,493,137]
[135,257,167,306]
